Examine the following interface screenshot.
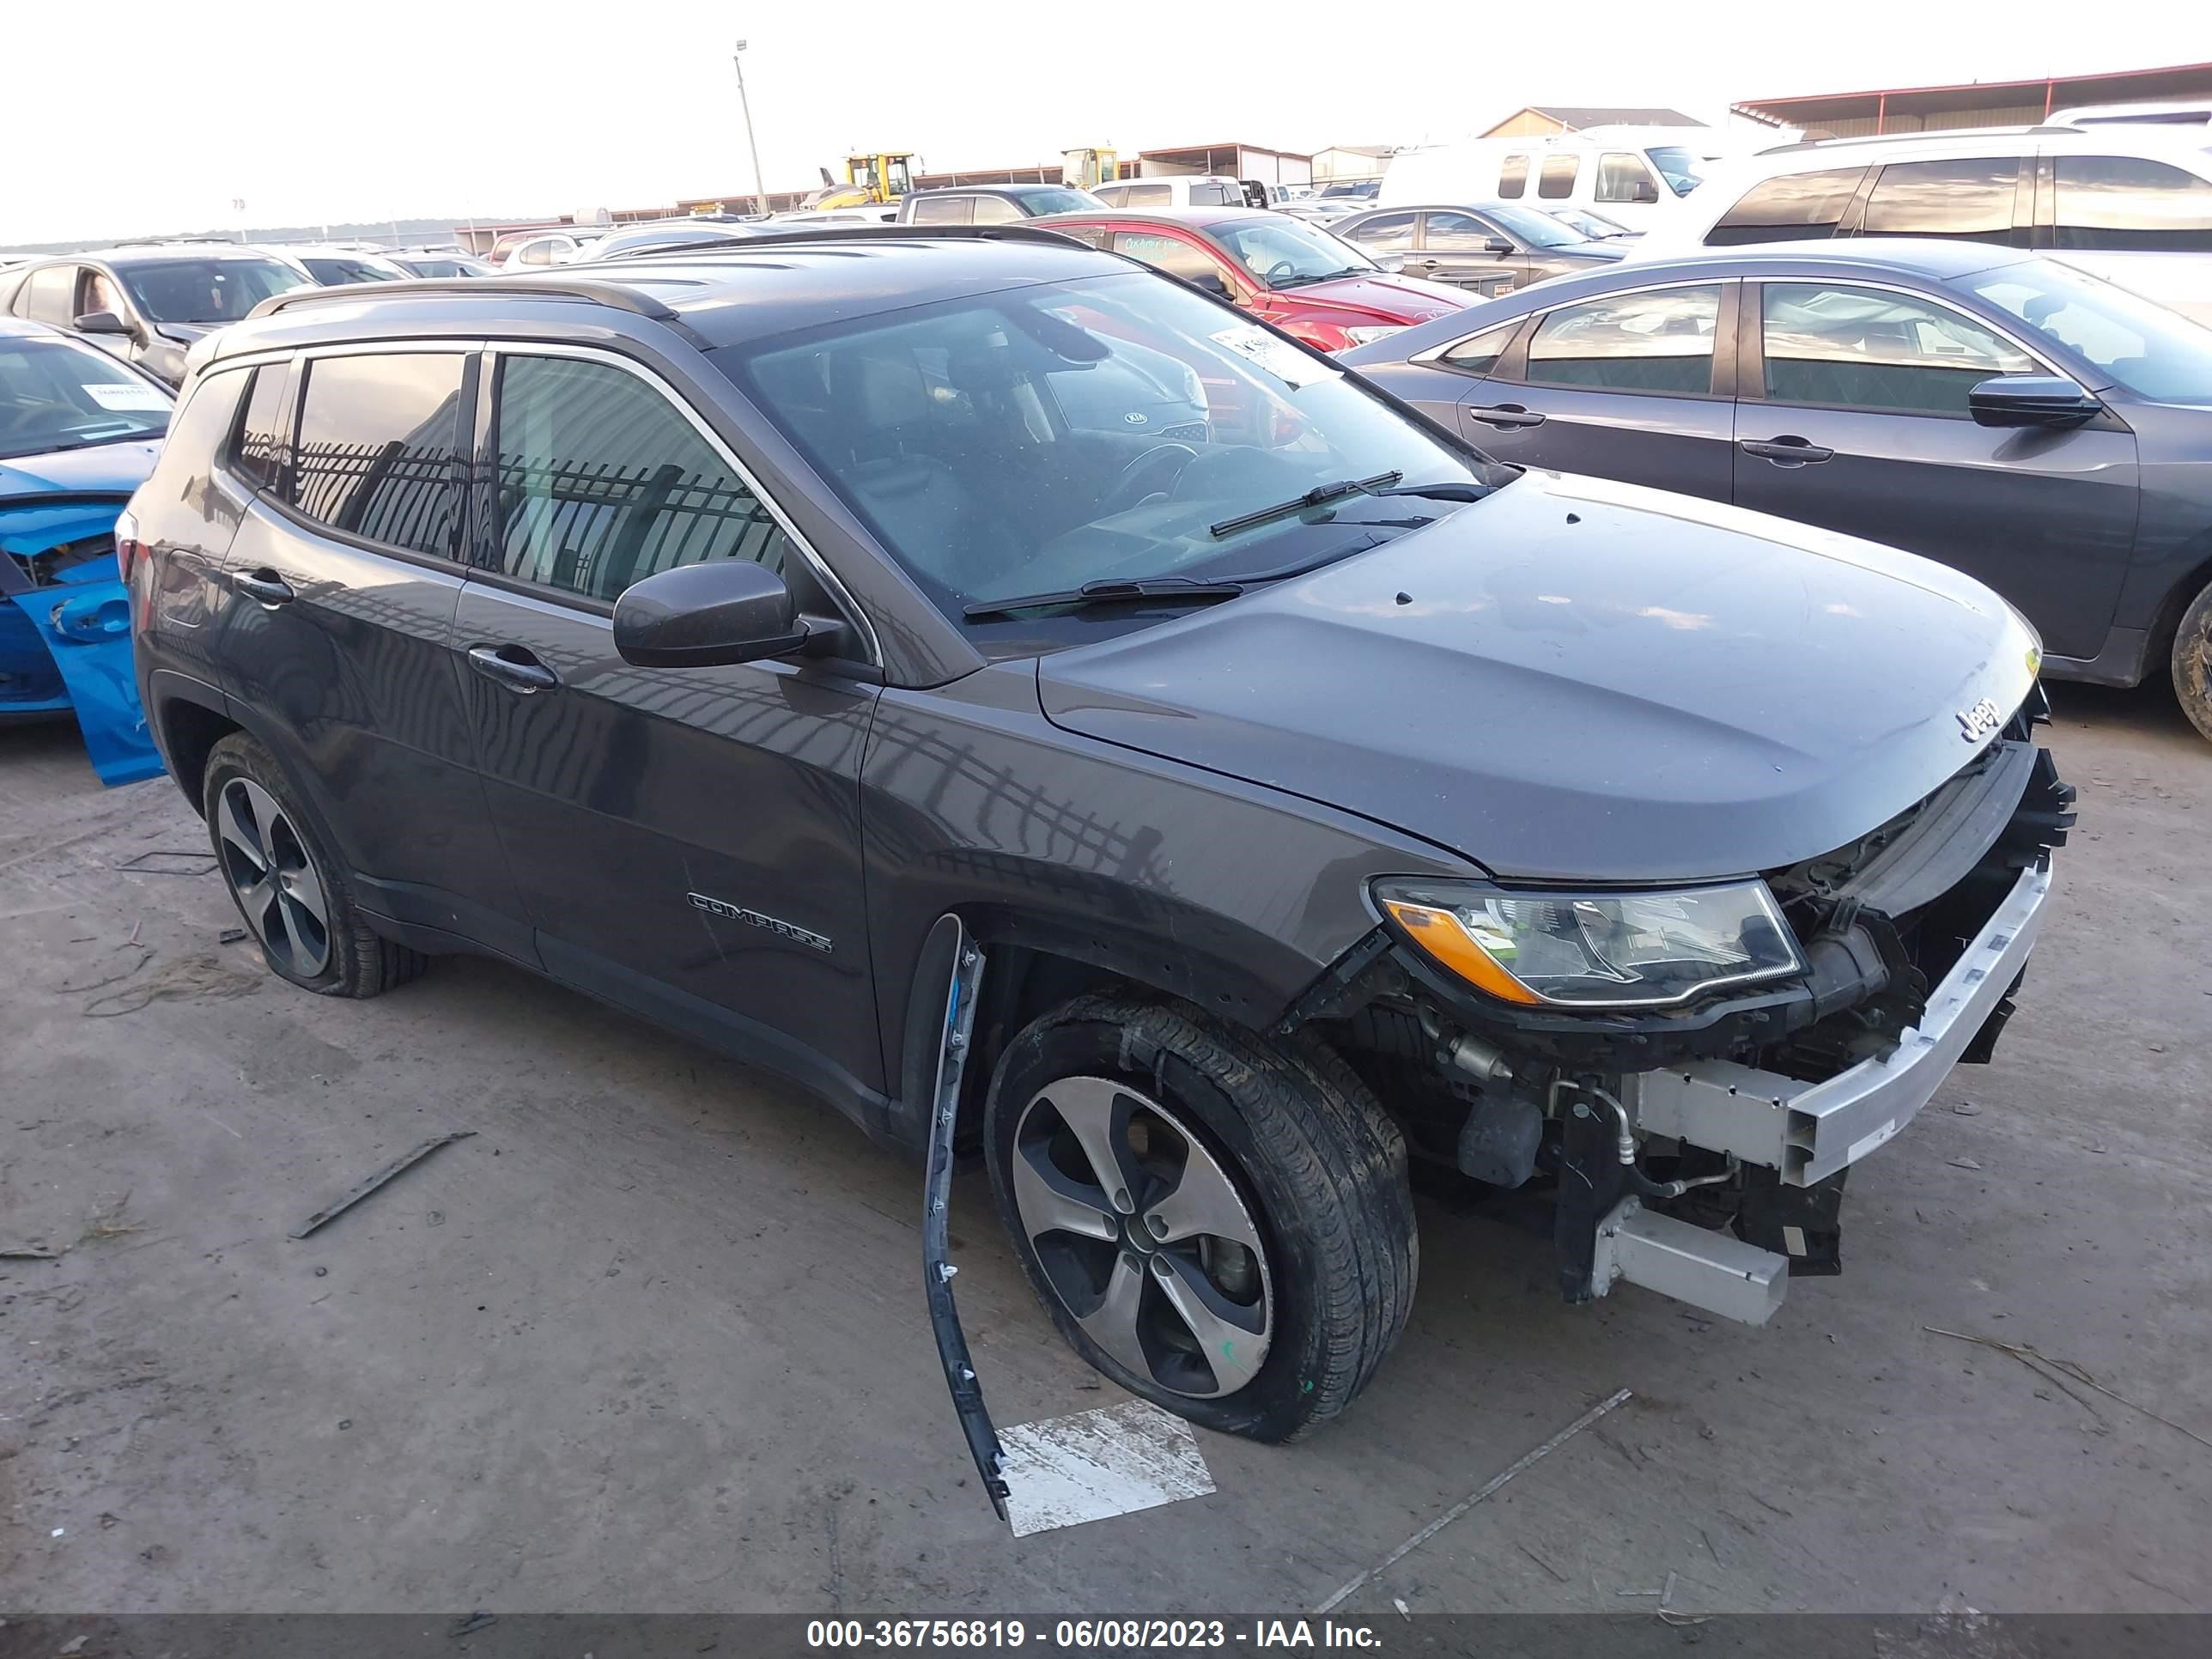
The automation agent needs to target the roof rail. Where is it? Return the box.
[614,222,1089,255]
[247,276,696,325]
[1753,124,2058,155]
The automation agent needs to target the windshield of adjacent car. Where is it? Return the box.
[118,257,307,324]
[1647,147,1705,195]
[1963,257,2212,404]
[1017,187,1103,215]
[727,271,1497,627]
[1212,217,1380,286]
[301,256,400,284]
[0,335,172,459]
[1480,204,1589,249]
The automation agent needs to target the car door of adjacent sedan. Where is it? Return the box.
[1731,278,2138,660]
[452,346,885,1103]
[1451,280,1738,501]
[1413,211,1519,297]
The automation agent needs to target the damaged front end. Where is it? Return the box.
[1296,697,2075,1327]
[0,494,161,786]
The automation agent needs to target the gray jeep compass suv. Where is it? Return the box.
[126,228,2069,1512]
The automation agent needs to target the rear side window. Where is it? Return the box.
[289,353,466,557]
[1525,284,1722,394]
[1113,232,1226,286]
[489,355,792,603]
[1538,155,1579,199]
[1121,183,1172,208]
[910,195,973,225]
[23,266,77,326]
[1498,155,1529,198]
[1861,157,2020,240]
[1706,167,1869,245]
[231,362,295,494]
[1348,212,1416,251]
[1594,152,1653,204]
[2052,155,2212,250]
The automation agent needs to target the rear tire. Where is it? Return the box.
[985,994,1416,1441]
[201,732,426,999]
[2172,580,2212,744]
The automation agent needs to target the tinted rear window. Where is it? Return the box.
[2052,155,2212,250]
[1707,167,1869,245]
[289,353,466,557]
[1861,157,2020,240]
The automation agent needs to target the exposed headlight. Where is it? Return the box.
[1373,878,1804,1010]
[1342,325,1404,347]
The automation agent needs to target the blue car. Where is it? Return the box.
[0,318,170,785]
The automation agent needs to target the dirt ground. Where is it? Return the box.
[3,681,2207,1618]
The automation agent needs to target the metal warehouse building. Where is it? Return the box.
[1733,61,2212,137]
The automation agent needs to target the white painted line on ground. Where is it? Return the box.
[996,1399,1217,1538]
[1313,1387,1633,1614]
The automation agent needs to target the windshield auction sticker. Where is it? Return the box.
[83,382,170,411]
[1211,324,1339,390]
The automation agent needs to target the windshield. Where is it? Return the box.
[729,271,1492,623]
[119,257,307,324]
[1212,217,1380,286]
[301,257,400,284]
[0,335,171,459]
[1647,147,1705,195]
[1017,187,1103,215]
[1964,257,2212,404]
[397,258,477,277]
[1480,204,1589,249]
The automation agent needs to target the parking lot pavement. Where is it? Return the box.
[3,684,2209,1618]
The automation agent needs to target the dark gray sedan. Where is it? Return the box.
[1330,202,1626,297]
[1342,239,2212,739]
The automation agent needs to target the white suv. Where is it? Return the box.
[1635,126,2212,324]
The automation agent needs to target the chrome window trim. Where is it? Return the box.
[479,337,884,668]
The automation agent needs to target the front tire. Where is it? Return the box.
[2172,580,2212,743]
[985,994,1416,1441]
[201,732,425,998]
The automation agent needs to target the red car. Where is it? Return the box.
[1034,205,1474,353]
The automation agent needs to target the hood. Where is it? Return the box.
[1036,471,2041,883]
[1288,272,1471,325]
[1548,244,1627,264]
[155,322,216,345]
[0,441,161,501]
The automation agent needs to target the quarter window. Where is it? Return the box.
[1594,152,1654,204]
[1348,212,1416,252]
[290,353,466,556]
[911,195,973,225]
[1538,155,1579,199]
[1439,320,1521,376]
[2052,155,2212,250]
[1759,283,2034,415]
[232,362,295,494]
[490,355,792,603]
[1861,157,2020,240]
[1706,167,1869,245]
[1524,285,1721,394]
[1498,155,1530,199]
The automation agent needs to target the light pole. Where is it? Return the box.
[732,39,769,218]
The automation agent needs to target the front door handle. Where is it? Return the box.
[1740,436,1834,465]
[466,643,559,693]
[1416,258,1439,270]
[1468,404,1547,429]
[231,568,295,605]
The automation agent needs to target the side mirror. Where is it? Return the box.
[613,560,815,668]
[1189,270,1233,300]
[1483,237,1515,255]
[1633,180,1661,204]
[1967,374,2103,429]
[75,310,133,337]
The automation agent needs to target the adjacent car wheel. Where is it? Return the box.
[2172,580,2212,744]
[986,994,1416,1440]
[201,732,425,998]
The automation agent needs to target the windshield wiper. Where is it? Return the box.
[1375,480,1487,502]
[1210,471,1402,538]
[962,576,1246,622]
[1270,269,1364,289]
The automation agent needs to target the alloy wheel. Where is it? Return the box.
[1008,1075,1273,1398]
[216,776,332,980]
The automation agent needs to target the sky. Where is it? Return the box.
[13,0,2212,245]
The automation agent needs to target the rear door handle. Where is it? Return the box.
[231,568,295,605]
[1468,404,1547,429]
[1740,436,1834,465]
[466,643,559,693]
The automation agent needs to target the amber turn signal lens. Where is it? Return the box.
[1381,899,1542,1006]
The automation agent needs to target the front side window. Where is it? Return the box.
[1481,204,1588,249]
[0,334,171,460]
[1420,211,1496,252]
[1525,285,1722,394]
[1212,217,1377,284]
[2052,155,2212,250]
[1439,320,1522,377]
[232,362,294,493]
[82,271,126,317]
[1346,211,1416,252]
[1538,155,1579,199]
[490,355,791,602]
[1498,155,1529,198]
[290,353,466,556]
[1595,152,1655,204]
[730,271,1492,622]
[1014,187,1100,216]
[1190,182,1237,206]
[970,196,1024,225]
[1861,157,2020,240]
[1966,257,2212,404]
[1646,147,1704,196]
[910,195,973,225]
[1706,167,1869,246]
[117,258,306,324]
[1759,283,2033,414]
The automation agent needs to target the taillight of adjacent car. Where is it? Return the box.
[114,507,148,583]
